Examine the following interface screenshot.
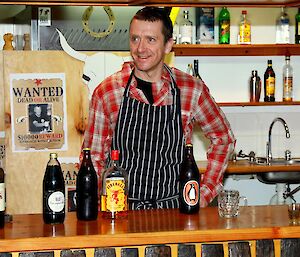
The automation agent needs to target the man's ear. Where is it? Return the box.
[165,38,174,54]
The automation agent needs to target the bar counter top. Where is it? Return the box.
[0,205,300,253]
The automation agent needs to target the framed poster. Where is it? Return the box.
[10,73,68,152]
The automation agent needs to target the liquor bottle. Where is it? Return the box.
[179,144,200,214]
[173,21,180,44]
[238,10,251,44]
[101,150,128,219]
[295,8,300,44]
[276,7,290,44]
[43,153,65,224]
[249,70,261,102]
[218,7,230,44]
[282,56,293,102]
[76,148,98,221]
[186,63,195,76]
[0,160,5,228]
[264,60,276,102]
[193,59,202,80]
[179,10,193,44]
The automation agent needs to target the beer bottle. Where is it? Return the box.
[179,144,200,214]
[76,148,98,221]
[101,150,128,219]
[43,153,65,224]
[0,160,5,228]
[264,60,276,102]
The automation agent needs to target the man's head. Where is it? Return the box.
[129,7,174,81]
[130,7,173,44]
[34,105,42,117]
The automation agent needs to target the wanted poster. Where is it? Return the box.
[10,73,68,152]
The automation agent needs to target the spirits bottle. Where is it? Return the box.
[238,10,251,44]
[276,7,290,44]
[282,56,293,102]
[179,144,200,214]
[43,153,65,224]
[101,150,128,219]
[0,160,5,228]
[264,60,276,102]
[76,148,98,221]
[249,70,262,102]
[173,21,180,44]
[295,8,300,44]
[179,10,193,44]
[218,7,230,44]
[193,59,202,80]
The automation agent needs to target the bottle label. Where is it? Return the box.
[266,77,275,96]
[47,191,65,212]
[0,183,5,212]
[180,25,192,44]
[220,20,230,43]
[239,23,251,43]
[103,177,127,212]
[283,76,293,101]
[182,180,199,206]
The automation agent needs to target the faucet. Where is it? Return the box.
[266,117,290,164]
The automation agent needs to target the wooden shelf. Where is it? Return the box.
[218,101,300,106]
[1,0,300,6]
[173,44,300,56]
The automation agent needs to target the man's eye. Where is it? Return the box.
[149,37,156,43]
[131,36,139,42]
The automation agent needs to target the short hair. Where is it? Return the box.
[131,7,173,44]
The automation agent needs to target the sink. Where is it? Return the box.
[254,158,300,184]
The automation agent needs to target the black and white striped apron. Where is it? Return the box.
[111,65,185,210]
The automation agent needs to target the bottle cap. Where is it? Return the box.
[111,150,119,161]
[50,153,58,159]
[242,10,247,14]
[83,148,91,151]
[267,60,272,64]
[285,56,290,60]
[186,143,193,147]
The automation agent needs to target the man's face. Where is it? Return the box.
[34,106,42,116]
[129,19,173,79]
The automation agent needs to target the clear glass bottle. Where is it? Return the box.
[43,153,65,224]
[276,7,290,44]
[76,148,98,221]
[101,150,128,219]
[282,56,293,102]
[238,10,251,44]
[264,60,276,102]
[295,8,300,44]
[179,10,193,44]
[179,144,200,214]
[0,160,5,228]
[218,7,230,44]
[172,21,180,44]
[186,63,195,76]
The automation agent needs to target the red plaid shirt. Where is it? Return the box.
[83,62,236,207]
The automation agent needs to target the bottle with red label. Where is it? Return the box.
[101,150,128,219]
[179,144,200,214]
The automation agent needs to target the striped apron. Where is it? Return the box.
[111,65,185,210]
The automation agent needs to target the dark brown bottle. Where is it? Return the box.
[193,59,202,80]
[43,153,65,224]
[264,60,276,102]
[76,148,98,221]
[179,144,200,214]
[0,161,5,228]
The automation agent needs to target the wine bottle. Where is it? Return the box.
[0,160,5,228]
[101,150,128,219]
[218,7,230,44]
[43,153,65,224]
[76,148,98,221]
[179,144,200,214]
[282,56,293,102]
[264,60,276,102]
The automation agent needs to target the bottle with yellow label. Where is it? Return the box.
[238,10,251,44]
[101,150,128,219]
[264,60,276,102]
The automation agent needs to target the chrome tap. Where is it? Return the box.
[266,117,290,164]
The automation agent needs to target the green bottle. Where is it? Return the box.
[219,7,230,44]
[296,8,300,44]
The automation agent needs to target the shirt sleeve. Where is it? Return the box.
[194,82,236,207]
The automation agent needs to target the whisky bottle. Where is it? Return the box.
[218,7,230,44]
[179,10,193,44]
[101,150,128,219]
[264,60,276,102]
[43,153,65,224]
[282,56,293,102]
[238,10,251,44]
[76,148,98,221]
[179,144,200,214]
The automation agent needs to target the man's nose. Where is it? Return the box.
[137,39,146,52]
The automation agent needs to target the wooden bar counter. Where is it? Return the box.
[0,205,300,256]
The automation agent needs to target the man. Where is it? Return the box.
[83,7,235,209]
[29,104,51,133]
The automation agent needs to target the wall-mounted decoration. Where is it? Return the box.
[10,73,68,152]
